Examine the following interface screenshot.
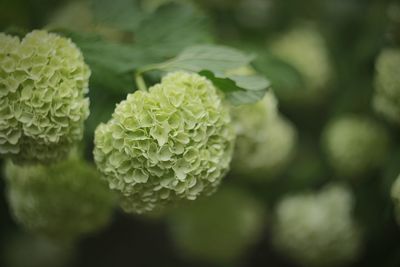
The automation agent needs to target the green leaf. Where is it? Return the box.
[253,52,305,92]
[64,31,158,93]
[158,45,255,73]
[141,44,269,104]
[87,64,134,94]
[226,90,267,105]
[75,37,143,73]
[226,75,270,105]
[90,0,145,31]
[228,75,271,91]
[85,91,122,141]
[135,3,213,58]
[199,70,270,105]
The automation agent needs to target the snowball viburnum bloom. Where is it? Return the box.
[94,71,235,214]
[5,156,115,241]
[273,185,362,267]
[269,26,332,106]
[168,186,264,264]
[322,115,390,177]
[373,49,400,124]
[0,30,90,164]
[231,91,297,179]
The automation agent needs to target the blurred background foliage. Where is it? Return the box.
[1,0,400,266]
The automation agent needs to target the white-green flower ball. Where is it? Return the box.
[231,91,297,179]
[0,30,90,164]
[273,185,362,267]
[167,186,264,264]
[5,156,115,241]
[322,115,390,177]
[373,49,400,124]
[94,71,235,214]
[269,25,333,106]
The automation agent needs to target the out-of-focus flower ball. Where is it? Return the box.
[273,184,362,267]
[373,49,400,124]
[5,156,115,242]
[269,25,333,107]
[0,30,90,164]
[322,115,390,177]
[231,91,297,179]
[94,71,235,214]
[167,186,264,264]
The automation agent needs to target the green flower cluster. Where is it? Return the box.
[231,91,297,179]
[373,49,400,124]
[269,25,332,106]
[94,71,235,214]
[273,185,362,267]
[322,115,390,177]
[391,174,400,226]
[5,156,115,242]
[167,186,264,264]
[0,30,90,164]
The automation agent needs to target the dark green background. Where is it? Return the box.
[1,0,400,266]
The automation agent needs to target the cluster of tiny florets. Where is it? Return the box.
[269,25,332,106]
[0,30,90,164]
[5,157,115,241]
[94,71,235,214]
[231,91,297,179]
[273,185,362,267]
[168,186,264,264]
[322,115,390,177]
[373,49,400,124]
